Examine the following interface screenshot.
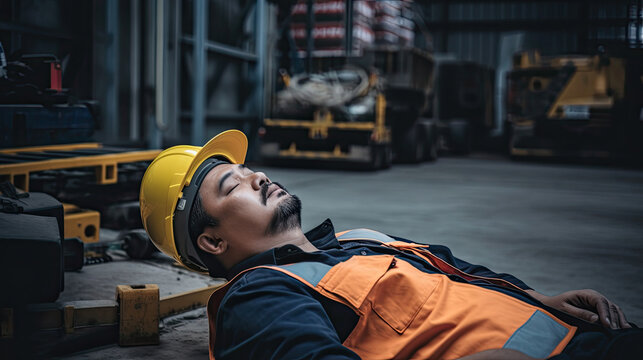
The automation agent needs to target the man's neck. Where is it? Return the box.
[265,227,319,253]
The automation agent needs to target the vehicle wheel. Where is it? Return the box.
[121,229,157,259]
[368,145,392,170]
[449,120,472,155]
[381,145,393,169]
[399,126,424,163]
[423,122,439,162]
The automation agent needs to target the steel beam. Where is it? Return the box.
[306,0,314,72]
[255,0,267,127]
[182,36,258,62]
[0,21,73,40]
[159,285,221,318]
[180,110,254,120]
[105,0,119,142]
[345,0,353,56]
[130,0,141,141]
[0,143,101,154]
[191,0,207,145]
[0,148,161,191]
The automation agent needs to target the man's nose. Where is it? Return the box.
[250,172,270,190]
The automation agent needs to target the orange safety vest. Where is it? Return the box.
[207,229,577,360]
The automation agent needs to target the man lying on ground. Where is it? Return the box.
[140,130,640,360]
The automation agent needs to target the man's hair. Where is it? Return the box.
[188,193,218,243]
[188,193,226,276]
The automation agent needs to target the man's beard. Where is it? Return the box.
[265,186,302,236]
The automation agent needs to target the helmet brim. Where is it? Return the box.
[185,130,248,186]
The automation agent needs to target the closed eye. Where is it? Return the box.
[227,184,239,195]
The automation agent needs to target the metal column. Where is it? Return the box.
[105,0,119,142]
[306,0,314,72]
[144,0,162,149]
[345,0,353,56]
[248,0,267,161]
[191,0,207,146]
[255,0,266,127]
[130,0,141,141]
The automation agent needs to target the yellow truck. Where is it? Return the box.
[260,47,437,169]
[506,49,643,160]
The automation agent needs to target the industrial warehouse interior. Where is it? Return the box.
[1,0,643,359]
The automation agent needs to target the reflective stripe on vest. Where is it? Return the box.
[279,262,332,287]
[336,228,527,291]
[336,228,396,243]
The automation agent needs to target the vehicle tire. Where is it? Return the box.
[399,125,424,163]
[381,145,393,169]
[449,119,472,155]
[368,145,392,170]
[423,122,439,162]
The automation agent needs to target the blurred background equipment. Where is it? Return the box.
[261,0,439,169]
[431,60,495,155]
[507,49,643,160]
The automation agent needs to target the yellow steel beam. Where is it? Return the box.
[373,94,391,143]
[159,284,223,318]
[24,300,118,331]
[265,118,375,131]
[279,147,350,160]
[0,149,161,191]
[0,143,102,154]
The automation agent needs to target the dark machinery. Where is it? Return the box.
[261,47,438,169]
[431,61,495,155]
[506,49,643,160]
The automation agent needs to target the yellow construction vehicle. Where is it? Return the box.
[260,47,437,169]
[506,49,643,159]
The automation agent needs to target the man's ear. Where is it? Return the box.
[197,233,226,256]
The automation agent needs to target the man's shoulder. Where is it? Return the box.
[226,266,311,297]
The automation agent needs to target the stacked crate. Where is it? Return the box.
[290,0,375,53]
[373,0,415,46]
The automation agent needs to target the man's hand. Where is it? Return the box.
[526,289,631,329]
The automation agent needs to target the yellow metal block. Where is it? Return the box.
[63,204,100,243]
[116,284,159,346]
[64,305,74,334]
[1,308,13,338]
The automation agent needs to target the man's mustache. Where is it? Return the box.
[261,182,287,205]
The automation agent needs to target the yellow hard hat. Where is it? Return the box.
[139,130,247,272]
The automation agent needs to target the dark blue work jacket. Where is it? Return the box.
[214,219,596,359]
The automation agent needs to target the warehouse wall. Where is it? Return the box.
[418,0,641,68]
[412,0,641,136]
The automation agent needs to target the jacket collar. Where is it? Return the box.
[225,219,340,279]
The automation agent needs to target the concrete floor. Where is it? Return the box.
[59,155,643,359]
